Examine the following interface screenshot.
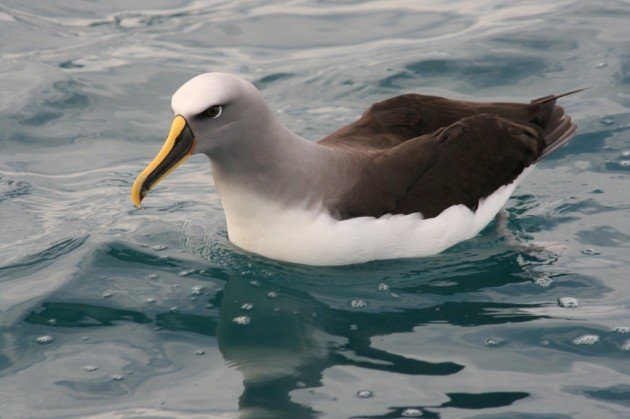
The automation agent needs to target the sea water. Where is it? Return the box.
[1,0,629,417]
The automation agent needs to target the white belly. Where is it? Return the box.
[218,168,533,266]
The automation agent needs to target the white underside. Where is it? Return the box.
[219,167,534,266]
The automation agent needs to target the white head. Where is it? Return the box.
[131,72,289,206]
[172,72,274,157]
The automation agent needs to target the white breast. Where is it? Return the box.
[217,167,533,266]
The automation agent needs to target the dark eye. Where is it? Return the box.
[205,105,222,119]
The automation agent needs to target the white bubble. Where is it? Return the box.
[573,334,600,345]
[581,248,601,255]
[350,299,367,309]
[402,408,422,417]
[349,324,358,331]
[36,335,53,344]
[241,303,254,311]
[485,337,505,347]
[145,298,156,304]
[152,245,168,251]
[249,280,260,287]
[534,276,553,288]
[111,374,124,381]
[557,297,579,308]
[233,316,251,325]
[148,274,159,280]
[84,365,98,372]
[356,390,373,398]
[194,350,205,356]
[596,62,607,68]
[191,286,203,296]
[622,340,630,351]
[377,283,389,292]
[267,291,278,298]
[613,326,629,334]
[47,319,57,325]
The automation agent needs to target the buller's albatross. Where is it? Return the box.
[131,73,581,266]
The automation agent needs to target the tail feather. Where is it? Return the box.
[531,88,585,162]
[532,87,590,105]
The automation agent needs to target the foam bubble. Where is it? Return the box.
[356,390,373,398]
[573,334,599,345]
[557,297,578,308]
[36,335,53,344]
[233,316,251,325]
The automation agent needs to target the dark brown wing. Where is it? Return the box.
[330,112,574,220]
[318,92,576,152]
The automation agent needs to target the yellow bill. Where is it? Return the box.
[131,115,195,207]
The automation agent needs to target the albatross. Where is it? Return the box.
[131,72,581,266]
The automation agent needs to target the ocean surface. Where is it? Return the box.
[1,0,629,417]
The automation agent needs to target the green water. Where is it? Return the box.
[1,1,629,417]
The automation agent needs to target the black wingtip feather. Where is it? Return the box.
[532,87,591,105]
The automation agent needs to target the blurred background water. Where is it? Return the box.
[1,0,629,417]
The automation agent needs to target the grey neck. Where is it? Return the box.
[207,113,353,210]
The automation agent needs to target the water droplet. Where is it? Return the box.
[613,326,629,334]
[148,274,159,280]
[169,307,178,313]
[484,337,505,347]
[596,62,607,68]
[622,150,630,157]
[47,318,57,325]
[194,350,205,356]
[557,297,579,308]
[179,270,195,277]
[102,292,113,298]
[622,340,630,351]
[600,116,614,126]
[241,303,254,311]
[191,286,203,296]
[350,299,367,309]
[84,365,98,372]
[233,316,251,325]
[152,245,168,251]
[390,292,400,299]
[402,408,422,417]
[573,334,600,345]
[377,283,389,292]
[620,160,630,167]
[534,276,553,288]
[356,390,373,398]
[145,298,156,304]
[249,280,260,287]
[581,248,601,255]
[36,335,53,344]
[349,324,358,331]
[111,374,124,381]
[267,291,278,298]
